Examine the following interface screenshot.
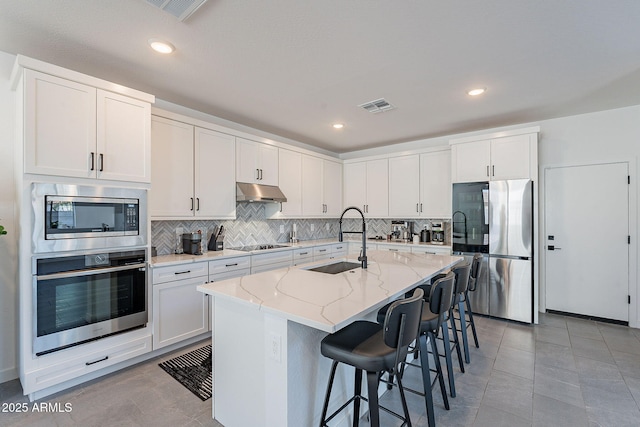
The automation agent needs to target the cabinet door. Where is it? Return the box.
[389,155,420,217]
[149,116,195,217]
[195,127,236,218]
[451,139,491,183]
[152,277,209,349]
[490,134,531,180]
[96,90,151,183]
[258,144,279,186]
[323,160,343,216]
[278,149,303,216]
[302,154,324,216]
[236,138,260,183]
[24,69,97,178]
[343,162,367,217]
[420,150,451,218]
[366,159,389,217]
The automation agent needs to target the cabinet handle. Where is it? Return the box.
[86,355,108,366]
[196,198,200,211]
[174,270,191,275]
[99,153,104,172]
[389,248,398,252]
[90,152,95,171]
[256,168,260,180]
[486,165,490,177]
[259,169,263,180]
[225,263,238,267]
[190,198,194,211]
[299,252,308,255]
[420,203,423,213]
[492,165,495,176]
[416,203,419,213]
[319,249,327,252]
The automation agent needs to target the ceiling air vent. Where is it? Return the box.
[358,98,396,114]
[145,0,208,22]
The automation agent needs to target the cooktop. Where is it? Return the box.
[229,244,290,252]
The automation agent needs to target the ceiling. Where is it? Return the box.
[1,1,640,153]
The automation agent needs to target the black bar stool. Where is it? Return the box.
[319,288,424,427]
[376,273,456,427]
[462,253,482,350]
[449,262,472,364]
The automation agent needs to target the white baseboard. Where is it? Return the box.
[0,365,18,384]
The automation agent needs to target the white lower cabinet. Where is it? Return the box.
[293,248,314,266]
[152,263,210,350]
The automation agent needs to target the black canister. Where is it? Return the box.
[420,228,430,243]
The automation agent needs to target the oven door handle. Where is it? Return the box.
[36,263,146,281]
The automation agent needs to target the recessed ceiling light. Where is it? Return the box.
[148,38,175,54]
[467,87,486,96]
[332,123,344,129]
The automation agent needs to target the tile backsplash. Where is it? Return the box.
[151,203,450,255]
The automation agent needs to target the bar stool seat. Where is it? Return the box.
[319,288,424,427]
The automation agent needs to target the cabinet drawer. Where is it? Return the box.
[209,256,251,276]
[411,246,452,256]
[331,243,347,256]
[251,250,293,267]
[293,248,313,264]
[152,262,208,284]
[313,245,332,257]
[209,268,251,282]
[376,244,412,253]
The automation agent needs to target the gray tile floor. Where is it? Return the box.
[2,312,640,426]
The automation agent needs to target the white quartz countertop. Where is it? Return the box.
[197,250,462,333]
[150,249,249,267]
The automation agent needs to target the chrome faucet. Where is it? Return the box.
[338,206,367,269]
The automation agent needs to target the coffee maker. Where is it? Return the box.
[430,222,445,245]
[390,221,414,241]
[182,232,203,255]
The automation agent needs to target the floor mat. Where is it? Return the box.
[159,344,212,401]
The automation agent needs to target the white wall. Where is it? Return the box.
[0,50,18,382]
[537,106,640,326]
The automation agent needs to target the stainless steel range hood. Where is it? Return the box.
[236,182,287,203]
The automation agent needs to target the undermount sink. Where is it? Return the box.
[306,261,362,275]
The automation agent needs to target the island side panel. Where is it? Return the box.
[214,297,268,427]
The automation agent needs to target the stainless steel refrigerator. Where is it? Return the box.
[452,179,533,323]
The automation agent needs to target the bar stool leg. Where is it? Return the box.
[320,361,339,427]
[449,310,465,373]
[458,300,471,363]
[353,368,362,427]
[439,319,456,397]
[366,371,380,427]
[429,332,450,411]
[418,334,436,427]
[465,293,480,348]
[395,374,412,427]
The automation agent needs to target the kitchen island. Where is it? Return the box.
[197,250,462,427]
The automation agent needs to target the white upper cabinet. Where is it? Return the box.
[150,115,236,219]
[278,149,303,216]
[150,116,194,217]
[450,130,538,183]
[236,137,278,186]
[388,151,451,218]
[388,155,420,217]
[195,127,236,218]
[343,159,388,217]
[23,69,151,182]
[323,159,343,216]
[420,150,451,218]
[301,155,343,217]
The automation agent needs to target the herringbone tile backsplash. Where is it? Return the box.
[151,203,449,255]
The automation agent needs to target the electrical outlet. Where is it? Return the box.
[269,332,281,363]
[310,224,315,232]
[326,223,330,231]
[175,227,183,235]
[280,225,284,233]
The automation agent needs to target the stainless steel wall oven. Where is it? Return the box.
[33,249,147,356]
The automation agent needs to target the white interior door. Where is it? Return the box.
[545,163,629,321]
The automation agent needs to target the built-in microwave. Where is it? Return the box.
[32,183,147,253]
